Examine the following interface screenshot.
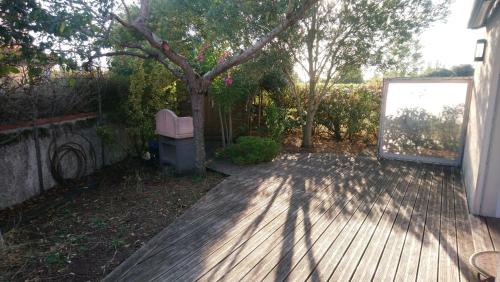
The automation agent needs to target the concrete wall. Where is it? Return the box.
[0,118,128,209]
[463,9,500,217]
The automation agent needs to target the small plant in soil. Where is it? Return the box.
[46,251,66,268]
[90,218,107,229]
[111,238,126,248]
[0,159,224,281]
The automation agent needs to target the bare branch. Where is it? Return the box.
[120,0,131,22]
[121,43,184,78]
[286,0,294,17]
[92,50,150,60]
[111,6,196,81]
[90,50,183,79]
[111,13,131,28]
[137,0,150,23]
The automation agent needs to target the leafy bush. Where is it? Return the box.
[264,103,290,141]
[224,136,279,165]
[383,105,464,156]
[316,82,381,143]
[120,59,181,155]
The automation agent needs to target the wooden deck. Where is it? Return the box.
[105,154,500,281]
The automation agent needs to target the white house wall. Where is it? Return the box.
[463,8,500,217]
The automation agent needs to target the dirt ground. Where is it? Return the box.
[281,130,377,157]
[0,160,224,281]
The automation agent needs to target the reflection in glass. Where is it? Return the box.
[381,82,468,161]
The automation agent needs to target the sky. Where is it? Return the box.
[385,82,468,116]
[298,0,486,81]
[419,0,485,69]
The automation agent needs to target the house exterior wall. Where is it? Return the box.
[463,8,500,217]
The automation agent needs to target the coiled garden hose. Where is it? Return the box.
[48,133,96,186]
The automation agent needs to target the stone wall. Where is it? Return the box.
[0,117,129,209]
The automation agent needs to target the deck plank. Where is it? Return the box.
[328,165,416,281]
[224,160,383,282]
[351,165,422,281]
[452,167,478,282]
[417,166,444,282]
[372,166,428,281]
[286,163,401,281]
[118,161,334,281]
[393,167,432,281]
[103,156,494,282]
[162,159,362,281]
[438,166,460,282]
[206,159,376,281]
[486,217,500,250]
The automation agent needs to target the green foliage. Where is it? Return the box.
[112,58,180,155]
[90,218,107,229]
[111,238,125,248]
[260,70,289,96]
[210,70,253,112]
[383,105,464,155]
[224,136,279,165]
[96,126,116,146]
[46,252,66,267]
[452,64,474,77]
[317,82,381,142]
[336,67,364,84]
[422,68,456,77]
[289,0,448,147]
[420,64,474,78]
[0,0,111,77]
[380,39,424,77]
[110,0,296,74]
[264,103,291,141]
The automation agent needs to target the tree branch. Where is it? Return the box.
[137,0,149,22]
[120,0,131,22]
[111,1,195,80]
[91,50,183,79]
[203,0,319,81]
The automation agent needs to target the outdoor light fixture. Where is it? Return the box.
[474,39,487,62]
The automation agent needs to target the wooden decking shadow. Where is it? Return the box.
[104,153,498,282]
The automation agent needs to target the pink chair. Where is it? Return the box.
[155,109,193,139]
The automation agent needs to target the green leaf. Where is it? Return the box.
[59,22,66,34]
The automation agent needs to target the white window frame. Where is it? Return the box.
[378,77,473,166]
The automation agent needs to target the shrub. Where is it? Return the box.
[224,136,279,165]
[264,103,289,141]
[122,60,180,156]
[316,82,381,143]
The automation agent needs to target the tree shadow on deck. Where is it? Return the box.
[105,154,487,281]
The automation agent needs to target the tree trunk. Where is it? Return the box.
[218,105,226,148]
[189,86,206,175]
[302,8,318,149]
[302,110,316,148]
[228,106,233,144]
[258,91,262,128]
[333,118,342,141]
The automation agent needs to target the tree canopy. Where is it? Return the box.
[0,0,110,76]
[289,0,450,147]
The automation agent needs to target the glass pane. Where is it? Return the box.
[381,81,468,162]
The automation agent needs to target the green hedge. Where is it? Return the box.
[224,136,279,165]
[316,82,381,142]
